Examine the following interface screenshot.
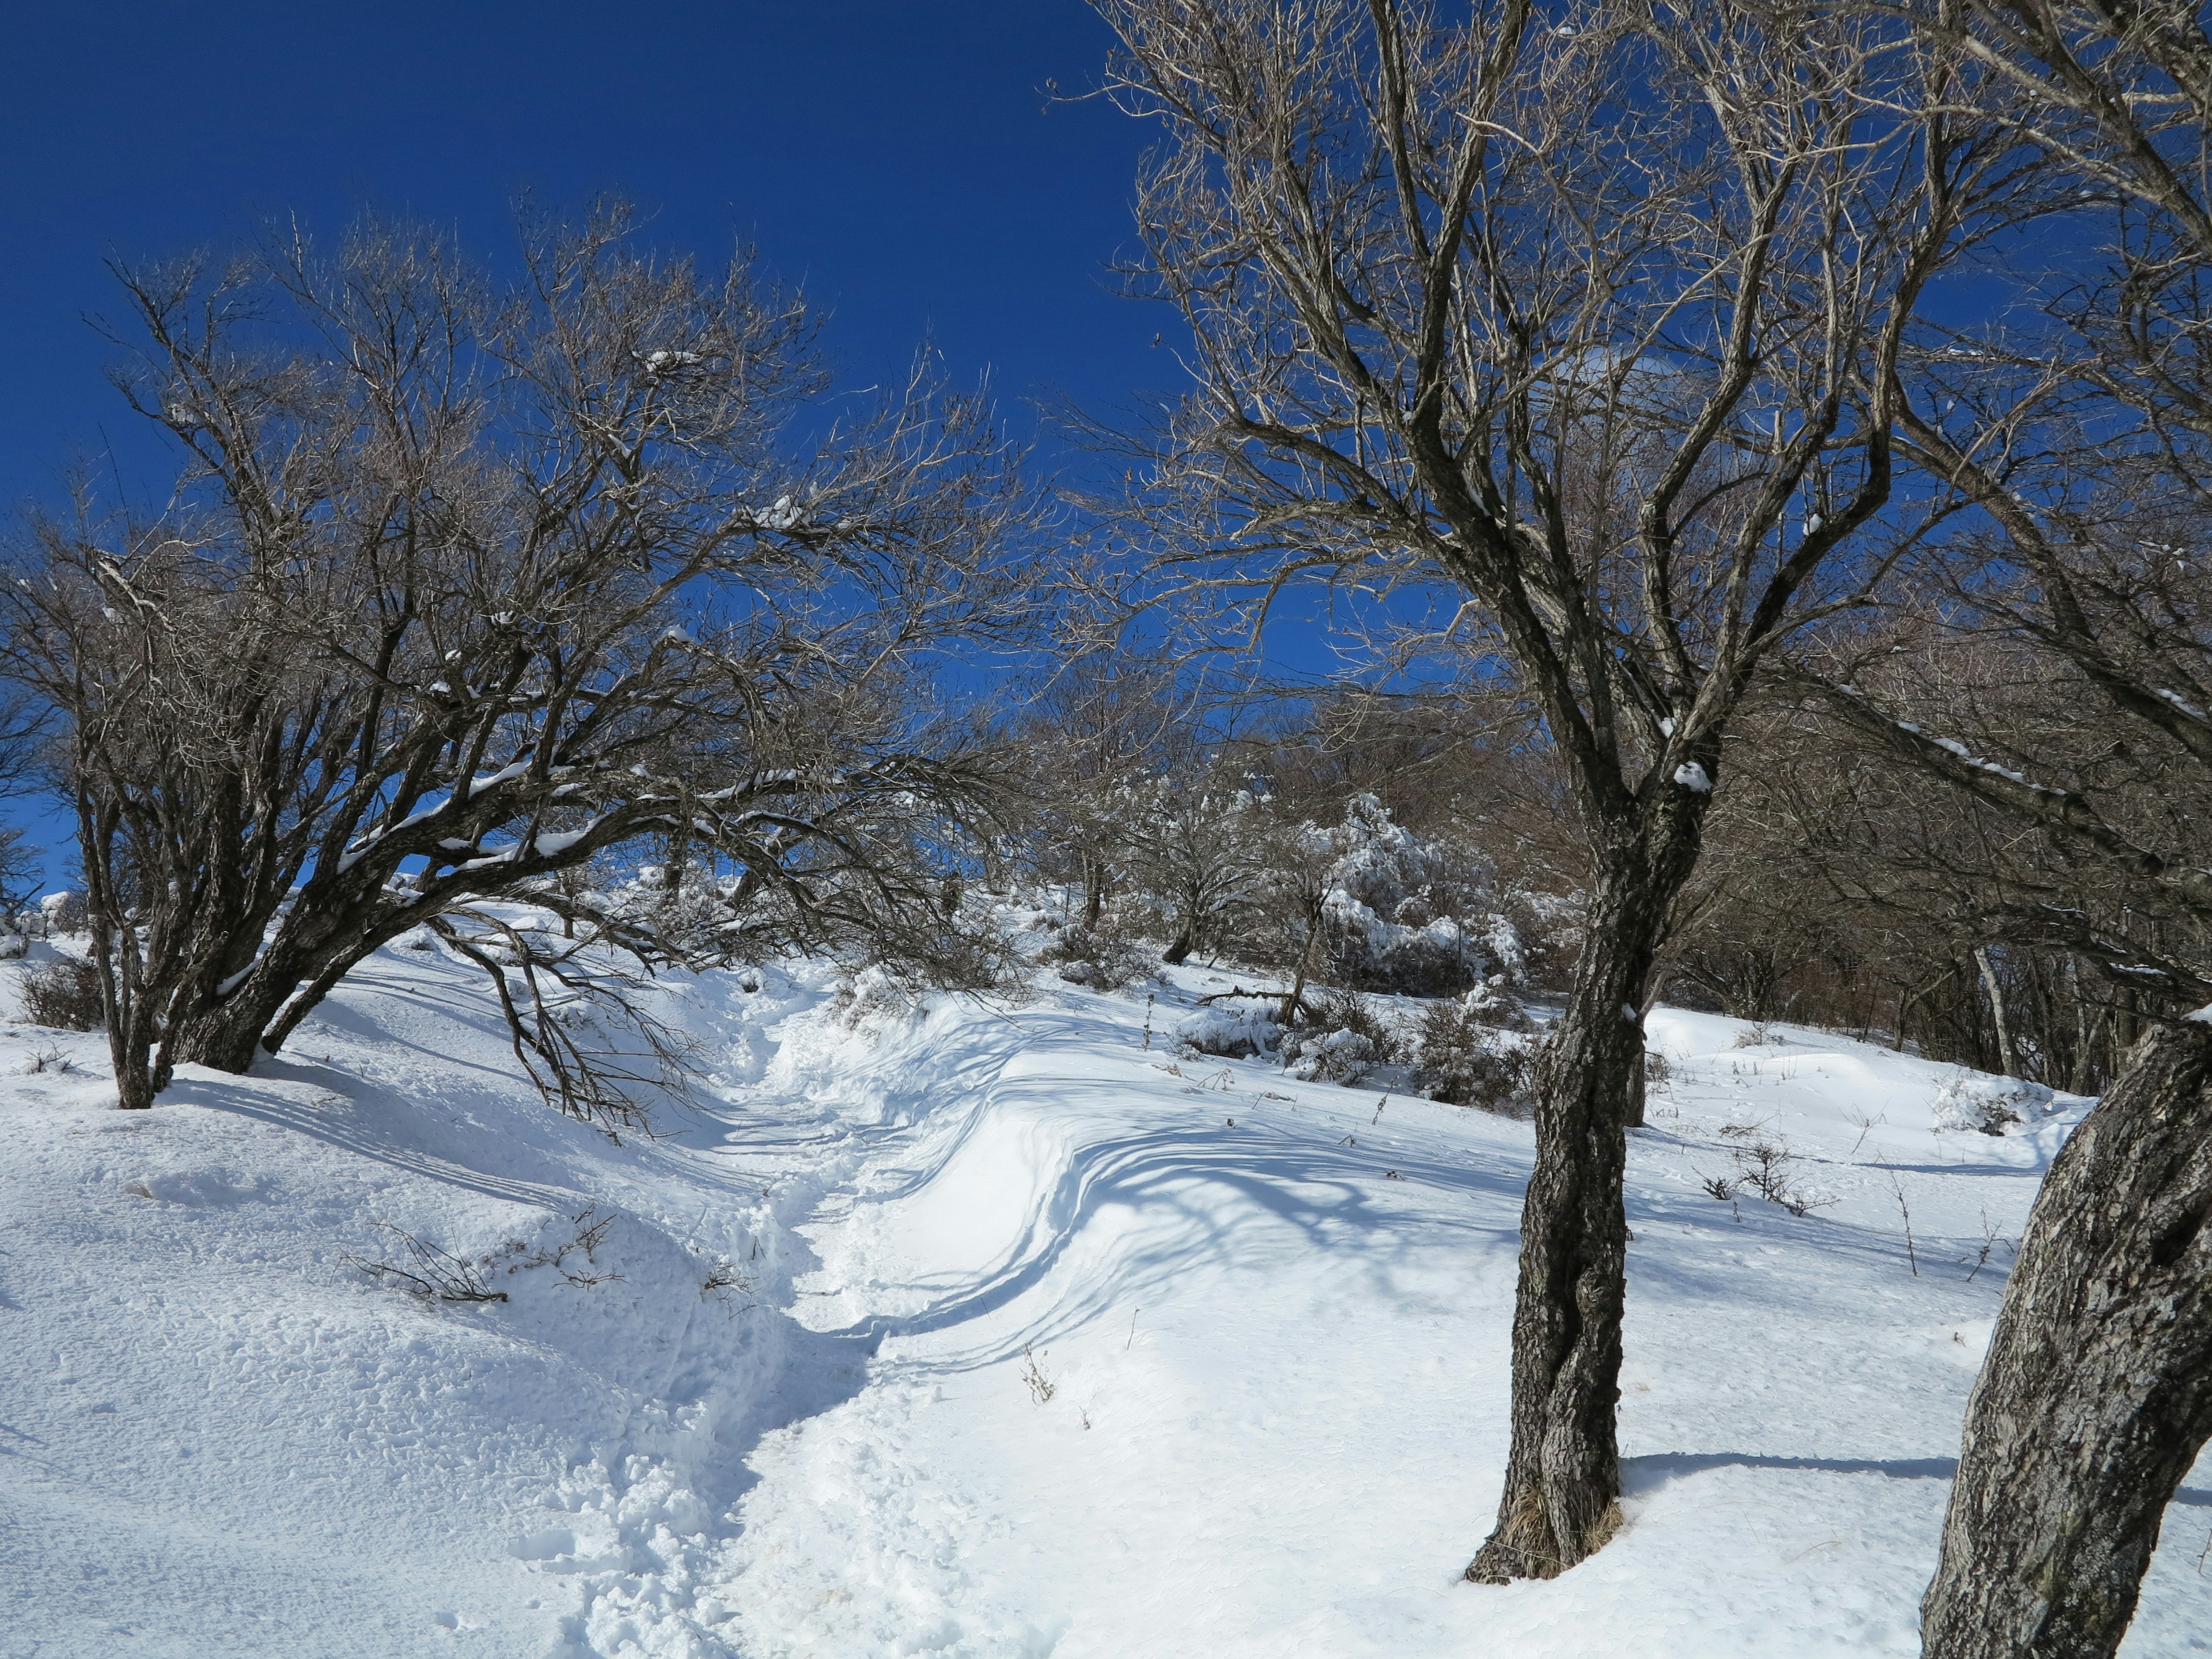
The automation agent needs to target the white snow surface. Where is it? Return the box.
[2,934,2208,1657]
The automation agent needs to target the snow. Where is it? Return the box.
[1,937,2208,1656]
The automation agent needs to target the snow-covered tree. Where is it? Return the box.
[1123,763,1268,965]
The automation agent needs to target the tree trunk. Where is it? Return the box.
[1081,854,1107,931]
[1279,911,1323,1025]
[1921,1016,2212,1659]
[1467,860,1673,1583]
[1977,944,2021,1078]
[173,985,287,1074]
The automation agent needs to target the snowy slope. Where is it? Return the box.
[1,938,2207,1657]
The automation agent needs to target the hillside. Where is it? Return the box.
[1,931,2206,1657]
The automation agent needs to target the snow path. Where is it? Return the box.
[2,940,2207,1655]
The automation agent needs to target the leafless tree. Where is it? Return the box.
[1010,648,1190,929]
[1,204,1041,1119]
[1783,5,2212,1652]
[1086,0,2021,1578]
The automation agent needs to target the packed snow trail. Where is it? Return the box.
[1,937,2206,1655]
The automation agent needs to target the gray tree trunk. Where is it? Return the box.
[1466,859,1676,1581]
[1922,1016,2212,1659]
[1976,944,2021,1078]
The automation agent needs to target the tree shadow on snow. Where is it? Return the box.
[816,1104,1528,1369]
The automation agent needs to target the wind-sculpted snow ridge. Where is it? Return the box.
[2,935,2208,1656]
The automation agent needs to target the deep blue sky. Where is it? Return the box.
[0,0,1168,509]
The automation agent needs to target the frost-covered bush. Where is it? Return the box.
[1931,1073,2054,1136]
[1041,915,1152,991]
[1411,991,1534,1113]
[1270,795,1525,998]
[1280,987,1401,1085]
[1175,1001,1278,1060]
[39,890,86,935]
[1283,1025,1380,1084]
[830,965,923,1029]
[0,930,25,961]
[1124,771,1272,965]
[1456,977,1532,1032]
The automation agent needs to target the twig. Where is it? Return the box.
[1884,1164,1920,1277]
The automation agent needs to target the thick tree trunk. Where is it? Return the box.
[1467,861,1673,1582]
[1922,1016,2212,1659]
[173,986,287,1074]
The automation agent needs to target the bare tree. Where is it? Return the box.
[1,204,1040,1120]
[1012,649,1188,930]
[1086,0,2015,1578]
[1777,5,2212,1651]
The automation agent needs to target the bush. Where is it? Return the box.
[1930,1073,2053,1137]
[1175,999,1279,1059]
[1280,986,1401,1084]
[20,957,104,1031]
[1411,993,1532,1113]
[1293,796,1514,998]
[1043,915,1152,991]
[1283,1025,1380,1084]
[39,891,87,935]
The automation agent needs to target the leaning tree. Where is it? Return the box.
[2,206,1039,1118]
[1087,0,2024,1578]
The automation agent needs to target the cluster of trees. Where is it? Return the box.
[3,2,2208,1655]
[1012,663,1557,1006]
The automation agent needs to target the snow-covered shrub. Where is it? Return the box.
[1931,1073,2054,1137]
[1175,1000,1279,1060]
[1123,770,1272,965]
[1283,1025,1380,1085]
[1041,914,1151,991]
[39,890,86,935]
[1457,977,1532,1032]
[1281,987,1400,1085]
[20,958,104,1031]
[831,965,922,1029]
[0,929,25,961]
[1411,990,1533,1113]
[1267,796,1524,998]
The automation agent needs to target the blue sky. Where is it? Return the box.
[0,1,1168,507]
[1,1,1180,886]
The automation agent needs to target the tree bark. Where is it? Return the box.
[1977,944,2021,1079]
[1467,859,1674,1582]
[1922,1016,2212,1659]
[1081,854,1107,931]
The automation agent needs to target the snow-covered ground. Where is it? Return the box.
[1,931,2206,1657]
